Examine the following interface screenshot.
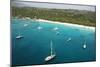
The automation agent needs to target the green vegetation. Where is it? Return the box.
[12,7,96,27]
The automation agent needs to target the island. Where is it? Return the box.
[12,7,96,27]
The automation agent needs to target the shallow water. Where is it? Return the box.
[11,18,96,66]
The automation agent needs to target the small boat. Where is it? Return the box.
[37,26,42,30]
[56,31,60,35]
[16,36,23,39]
[83,40,87,49]
[24,24,28,27]
[67,37,72,42]
[45,40,56,61]
[16,32,23,39]
[53,27,58,31]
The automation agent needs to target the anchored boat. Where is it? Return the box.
[67,37,72,42]
[45,40,56,61]
[83,40,87,49]
[16,32,23,39]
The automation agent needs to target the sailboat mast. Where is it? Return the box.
[84,40,86,45]
[19,32,20,36]
[51,40,53,55]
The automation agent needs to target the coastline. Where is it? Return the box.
[36,19,95,30]
[12,17,95,30]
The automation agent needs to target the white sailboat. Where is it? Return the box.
[45,40,56,61]
[24,24,28,27]
[67,37,72,42]
[37,26,43,30]
[83,40,87,49]
[56,31,60,35]
[53,27,58,31]
[16,32,23,39]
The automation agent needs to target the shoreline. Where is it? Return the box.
[12,17,95,30]
[36,19,95,30]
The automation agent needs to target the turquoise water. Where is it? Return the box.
[11,18,96,66]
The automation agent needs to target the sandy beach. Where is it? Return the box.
[36,19,95,30]
[14,17,95,30]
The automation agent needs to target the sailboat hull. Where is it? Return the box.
[16,36,23,39]
[45,54,56,61]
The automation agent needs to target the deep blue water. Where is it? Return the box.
[11,18,96,66]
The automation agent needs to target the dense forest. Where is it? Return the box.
[12,7,96,27]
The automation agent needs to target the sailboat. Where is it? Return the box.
[24,24,28,27]
[45,40,56,61]
[67,37,72,42]
[83,40,87,49]
[37,26,43,30]
[53,27,58,31]
[16,32,23,39]
[56,31,60,35]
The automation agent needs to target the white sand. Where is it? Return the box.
[19,17,95,31]
[36,19,95,30]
